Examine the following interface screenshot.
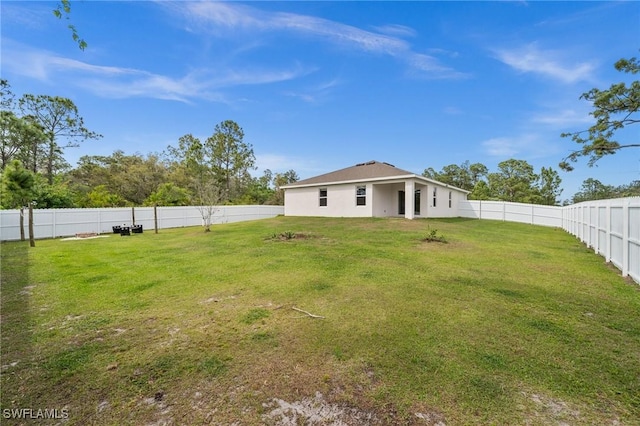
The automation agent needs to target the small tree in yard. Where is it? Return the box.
[168,134,223,232]
[1,160,36,245]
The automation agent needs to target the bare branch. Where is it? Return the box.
[292,307,325,319]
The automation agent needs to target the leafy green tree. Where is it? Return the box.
[83,185,127,207]
[0,111,46,171]
[1,81,47,171]
[68,151,168,205]
[145,183,191,206]
[560,56,639,171]
[536,167,563,205]
[19,94,102,184]
[571,178,616,203]
[269,169,299,205]
[616,180,640,198]
[571,178,640,203]
[168,134,223,231]
[470,180,492,200]
[207,120,256,201]
[423,161,488,192]
[32,175,76,208]
[1,79,15,110]
[1,160,35,208]
[488,159,538,203]
[236,169,276,205]
[1,160,36,243]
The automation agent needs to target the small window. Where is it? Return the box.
[449,191,452,208]
[356,185,366,206]
[432,187,437,207]
[414,189,421,215]
[319,188,327,207]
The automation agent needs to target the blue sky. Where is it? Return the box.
[2,1,639,200]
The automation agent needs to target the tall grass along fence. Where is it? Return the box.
[459,198,639,284]
[0,205,284,241]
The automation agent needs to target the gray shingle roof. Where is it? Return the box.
[284,161,415,187]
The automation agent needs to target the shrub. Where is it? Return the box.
[423,226,447,243]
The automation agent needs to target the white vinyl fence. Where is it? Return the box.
[0,205,284,241]
[459,198,639,284]
[459,200,563,227]
[562,198,640,284]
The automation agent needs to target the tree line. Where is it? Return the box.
[0,80,299,210]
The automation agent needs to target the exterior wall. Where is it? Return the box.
[285,179,467,219]
[372,183,404,217]
[374,181,469,219]
[424,183,464,218]
[284,183,373,217]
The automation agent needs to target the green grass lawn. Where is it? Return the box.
[1,217,639,425]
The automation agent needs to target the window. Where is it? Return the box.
[414,189,421,215]
[319,188,327,207]
[356,185,366,206]
[449,191,452,208]
[432,187,437,207]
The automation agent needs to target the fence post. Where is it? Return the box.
[622,199,629,277]
[52,209,57,239]
[595,204,600,254]
[531,204,534,225]
[154,205,158,234]
[606,201,612,263]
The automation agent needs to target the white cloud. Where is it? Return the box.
[482,133,557,159]
[372,24,417,38]
[1,40,309,102]
[283,78,341,103]
[0,3,51,30]
[168,2,463,78]
[483,137,520,157]
[531,109,592,127]
[493,43,595,84]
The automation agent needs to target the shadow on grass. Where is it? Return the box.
[0,241,34,409]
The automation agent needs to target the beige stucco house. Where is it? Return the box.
[281,161,469,219]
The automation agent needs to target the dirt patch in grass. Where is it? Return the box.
[262,391,380,425]
[61,235,110,241]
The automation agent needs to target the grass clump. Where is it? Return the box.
[241,307,271,324]
[422,225,447,243]
[1,217,638,425]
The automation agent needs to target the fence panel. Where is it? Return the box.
[562,197,640,284]
[460,198,638,284]
[0,205,284,241]
[458,200,563,227]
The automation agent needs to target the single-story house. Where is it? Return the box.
[281,160,470,219]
